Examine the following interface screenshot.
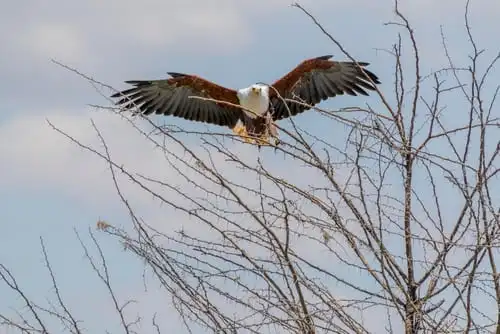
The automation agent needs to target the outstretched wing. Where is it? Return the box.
[111,73,243,128]
[268,55,380,120]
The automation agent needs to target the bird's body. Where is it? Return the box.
[234,84,276,144]
[111,55,380,146]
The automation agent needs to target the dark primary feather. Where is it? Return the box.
[110,74,243,128]
[269,56,381,120]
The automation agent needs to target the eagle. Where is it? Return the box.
[111,55,380,146]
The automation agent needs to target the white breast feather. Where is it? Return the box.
[236,85,270,119]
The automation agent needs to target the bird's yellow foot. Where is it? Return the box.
[233,124,254,143]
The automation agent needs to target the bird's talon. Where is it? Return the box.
[233,124,250,141]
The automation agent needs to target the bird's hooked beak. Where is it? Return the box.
[251,86,261,95]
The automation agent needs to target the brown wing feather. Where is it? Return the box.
[268,55,381,120]
[111,73,243,128]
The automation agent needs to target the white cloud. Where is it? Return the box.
[0,108,287,222]
[0,105,356,243]
[4,0,357,70]
[0,110,173,212]
[88,0,253,50]
[5,0,254,70]
[20,23,88,64]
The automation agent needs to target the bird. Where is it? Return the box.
[111,55,380,146]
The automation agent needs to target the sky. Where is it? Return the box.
[0,0,499,333]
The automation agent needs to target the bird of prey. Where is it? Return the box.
[111,55,380,146]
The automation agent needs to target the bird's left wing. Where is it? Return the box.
[111,73,243,128]
[268,55,380,120]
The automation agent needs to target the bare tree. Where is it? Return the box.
[2,1,498,333]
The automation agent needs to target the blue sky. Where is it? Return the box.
[1,0,499,333]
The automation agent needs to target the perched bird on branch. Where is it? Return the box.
[111,55,380,146]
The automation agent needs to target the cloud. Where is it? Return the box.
[0,109,196,211]
[0,104,361,251]
[20,23,89,65]
[8,1,252,70]
[0,107,296,223]
[85,0,253,51]
[2,0,346,116]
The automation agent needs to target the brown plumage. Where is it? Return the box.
[268,55,380,120]
[111,74,242,127]
[111,55,380,146]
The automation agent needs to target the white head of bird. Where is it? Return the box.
[237,84,270,118]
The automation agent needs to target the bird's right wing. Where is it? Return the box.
[268,55,380,120]
[111,73,243,128]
